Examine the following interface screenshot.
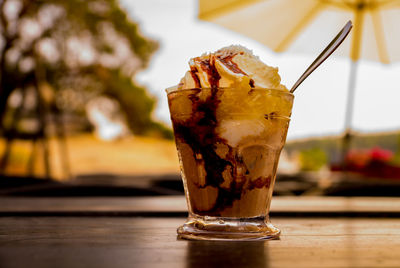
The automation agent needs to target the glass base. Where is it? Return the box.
[177,215,280,241]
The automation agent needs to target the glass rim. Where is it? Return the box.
[165,86,294,97]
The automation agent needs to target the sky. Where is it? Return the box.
[120,0,400,141]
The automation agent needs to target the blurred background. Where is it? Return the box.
[1,0,400,197]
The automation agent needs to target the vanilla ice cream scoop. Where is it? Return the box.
[178,45,287,91]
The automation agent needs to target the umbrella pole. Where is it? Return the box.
[341,59,359,165]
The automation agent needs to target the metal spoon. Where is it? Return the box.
[290,20,353,93]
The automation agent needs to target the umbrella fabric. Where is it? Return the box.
[199,0,400,64]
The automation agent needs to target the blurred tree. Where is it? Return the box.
[0,0,171,138]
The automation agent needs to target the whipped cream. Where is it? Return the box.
[178,45,287,91]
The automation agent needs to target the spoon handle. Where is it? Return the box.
[290,20,353,93]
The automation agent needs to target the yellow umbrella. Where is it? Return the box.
[199,0,400,156]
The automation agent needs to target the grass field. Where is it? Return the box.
[0,134,180,180]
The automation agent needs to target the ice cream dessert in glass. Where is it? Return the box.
[166,45,294,241]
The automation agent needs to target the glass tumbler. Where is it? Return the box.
[167,87,294,241]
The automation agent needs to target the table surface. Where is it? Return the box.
[1,196,400,268]
[1,195,400,215]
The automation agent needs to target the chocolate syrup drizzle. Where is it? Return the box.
[218,55,246,76]
[189,66,201,88]
[173,54,268,215]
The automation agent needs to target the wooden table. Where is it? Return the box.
[1,196,400,268]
